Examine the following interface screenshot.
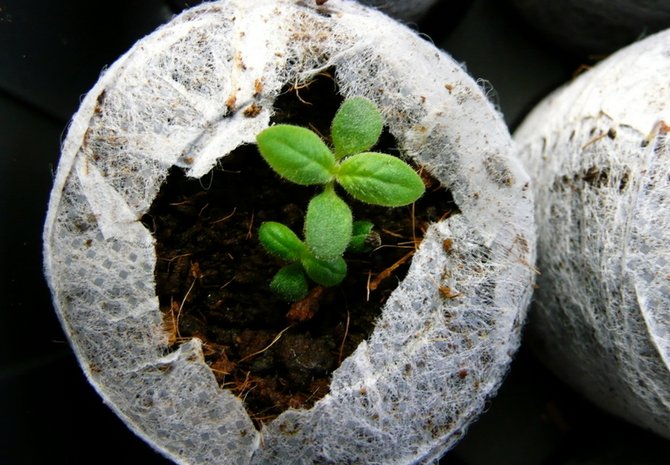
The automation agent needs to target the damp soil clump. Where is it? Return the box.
[144,71,457,428]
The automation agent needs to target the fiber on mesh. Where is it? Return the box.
[515,29,670,439]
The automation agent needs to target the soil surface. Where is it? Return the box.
[144,72,457,428]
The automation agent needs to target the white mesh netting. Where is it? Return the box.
[515,29,670,439]
[43,1,535,463]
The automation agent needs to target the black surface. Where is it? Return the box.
[2,1,668,464]
[0,1,173,464]
[506,0,670,59]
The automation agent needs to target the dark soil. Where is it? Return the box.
[143,71,457,428]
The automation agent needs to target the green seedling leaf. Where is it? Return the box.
[331,96,384,159]
[304,188,353,259]
[258,221,306,262]
[336,152,425,206]
[301,253,347,287]
[348,220,377,253]
[255,97,426,301]
[271,263,309,302]
[256,125,336,185]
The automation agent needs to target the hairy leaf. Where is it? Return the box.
[258,221,305,262]
[331,96,384,159]
[256,125,336,185]
[301,254,347,287]
[304,188,353,259]
[348,220,377,253]
[336,152,425,206]
[271,264,309,302]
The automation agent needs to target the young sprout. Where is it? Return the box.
[256,96,425,301]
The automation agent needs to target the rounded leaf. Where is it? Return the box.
[257,125,336,185]
[348,220,378,253]
[258,221,306,262]
[271,264,309,302]
[304,188,353,259]
[336,152,425,206]
[301,254,347,287]
[331,97,384,159]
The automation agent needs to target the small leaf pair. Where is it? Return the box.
[255,96,425,302]
[258,221,346,302]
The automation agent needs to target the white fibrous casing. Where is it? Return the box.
[515,29,670,439]
[43,1,535,463]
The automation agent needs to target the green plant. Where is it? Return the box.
[256,96,425,301]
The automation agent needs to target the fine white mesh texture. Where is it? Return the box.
[515,29,670,439]
[43,1,535,464]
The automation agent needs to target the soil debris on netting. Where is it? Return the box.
[143,70,458,428]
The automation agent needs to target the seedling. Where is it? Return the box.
[256,96,425,301]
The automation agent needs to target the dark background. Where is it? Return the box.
[1,1,669,464]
